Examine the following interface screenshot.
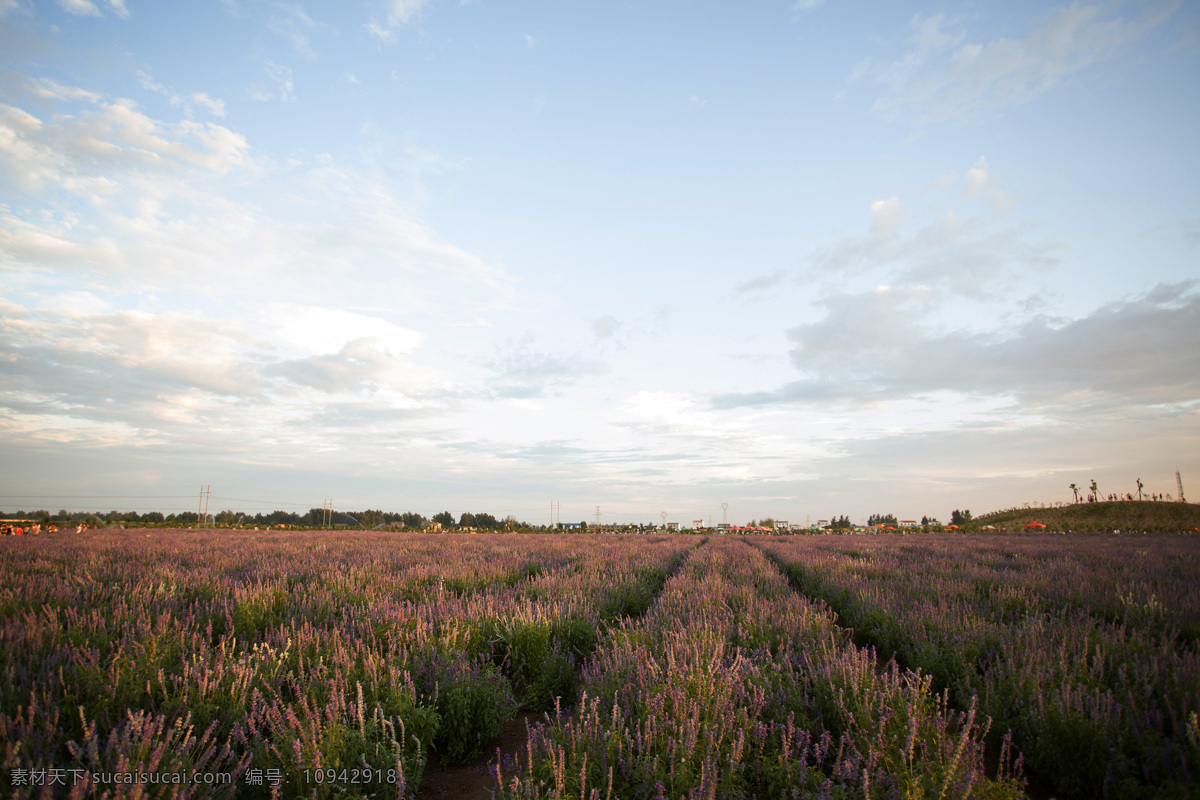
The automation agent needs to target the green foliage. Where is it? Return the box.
[432,662,515,764]
[971,499,1200,533]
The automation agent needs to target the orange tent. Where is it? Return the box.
[946,524,960,530]
[1024,522,1047,528]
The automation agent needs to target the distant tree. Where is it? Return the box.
[400,512,427,528]
[867,513,898,527]
[579,521,588,532]
[1136,478,1144,502]
[143,512,165,523]
[432,511,454,527]
[950,509,972,526]
[920,515,930,526]
[359,509,384,529]
[1089,479,1099,502]
[1069,483,1080,503]
[759,517,775,529]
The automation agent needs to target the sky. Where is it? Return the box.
[1,0,1198,526]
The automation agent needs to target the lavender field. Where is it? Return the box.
[0,530,1195,799]
[757,534,1200,799]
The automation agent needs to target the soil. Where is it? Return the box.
[417,712,543,800]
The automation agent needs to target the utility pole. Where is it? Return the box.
[721,502,729,526]
[595,506,602,526]
[660,510,667,528]
[1178,470,1186,503]
[202,485,210,526]
[198,486,204,527]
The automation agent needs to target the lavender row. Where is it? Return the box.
[0,530,692,798]
[757,534,1200,799]
[497,538,1026,799]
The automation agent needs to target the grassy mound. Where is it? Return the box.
[970,500,1200,532]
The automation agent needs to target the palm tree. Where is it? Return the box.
[1136,478,1144,501]
[1069,483,1079,503]
[1090,479,1099,502]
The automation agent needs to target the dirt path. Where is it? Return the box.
[418,541,704,800]
[416,712,541,800]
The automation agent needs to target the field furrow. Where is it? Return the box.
[497,537,1026,799]
[757,534,1200,800]
[0,531,693,799]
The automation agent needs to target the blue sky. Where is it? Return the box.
[1,0,1197,525]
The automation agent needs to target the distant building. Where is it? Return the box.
[693,519,704,529]
[817,519,829,527]
[666,521,680,531]
[899,520,918,528]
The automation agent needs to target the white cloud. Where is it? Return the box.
[870,196,905,234]
[926,171,958,193]
[806,159,1050,297]
[57,0,99,16]
[365,0,430,45]
[591,315,620,341]
[262,306,422,358]
[964,156,990,195]
[791,0,824,14]
[268,4,320,59]
[344,72,360,85]
[386,0,428,27]
[189,92,225,118]
[524,33,536,48]
[51,0,128,17]
[484,337,604,398]
[868,3,1181,126]
[364,21,396,44]
[0,95,249,208]
[264,61,296,102]
[136,70,163,93]
[809,210,1060,299]
[245,84,273,102]
[133,70,226,119]
[30,78,102,103]
[716,282,1200,413]
[963,156,1013,215]
[733,270,786,295]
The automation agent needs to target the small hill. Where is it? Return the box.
[970,500,1200,533]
